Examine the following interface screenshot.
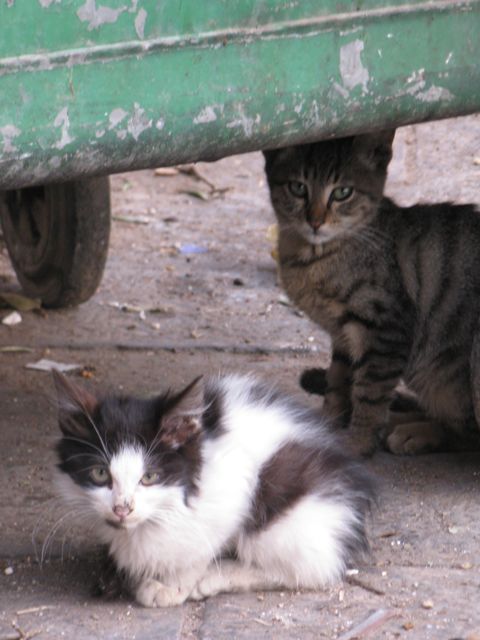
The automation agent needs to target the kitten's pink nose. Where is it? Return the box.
[113,504,133,519]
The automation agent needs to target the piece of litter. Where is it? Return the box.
[0,346,34,353]
[2,311,22,326]
[177,164,217,190]
[26,359,82,373]
[179,189,211,201]
[4,566,14,575]
[179,244,208,255]
[253,618,271,627]
[402,621,414,631]
[277,294,291,306]
[79,366,96,379]
[266,223,279,244]
[473,156,480,166]
[154,167,179,176]
[17,605,56,616]
[112,215,151,225]
[421,599,434,609]
[345,569,359,576]
[108,301,143,313]
[0,292,41,311]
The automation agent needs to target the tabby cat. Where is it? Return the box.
[264,131,480,455]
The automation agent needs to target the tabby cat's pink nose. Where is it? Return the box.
[113,504,132,519]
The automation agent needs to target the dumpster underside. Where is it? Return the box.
[1,0,480,189]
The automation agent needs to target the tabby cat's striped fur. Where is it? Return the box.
[264,131,480,455]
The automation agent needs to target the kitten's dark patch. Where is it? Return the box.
[202,383,225,436]
[247,440,375,558]
[93,548,131,600]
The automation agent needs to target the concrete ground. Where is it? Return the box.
[1,115,480,640]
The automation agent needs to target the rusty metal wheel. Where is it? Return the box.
[0,177,110,308]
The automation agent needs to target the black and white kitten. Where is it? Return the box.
[53,370,374,607]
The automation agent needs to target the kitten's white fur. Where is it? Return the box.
[57,374,365,607]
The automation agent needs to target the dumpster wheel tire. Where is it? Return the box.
[0,177,111,308]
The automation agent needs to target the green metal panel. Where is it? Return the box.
[0,0,479,189]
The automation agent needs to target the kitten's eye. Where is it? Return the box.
[89,467,110,486]
[140,471,160,486]
[330,186,354,202]
[288,180,308,198]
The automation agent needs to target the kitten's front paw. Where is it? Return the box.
[136,579,189,608]
[189,574,222,601]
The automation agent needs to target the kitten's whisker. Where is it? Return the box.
[41,510,78,564]
[32,498,73,557]
[63,452,105,464]
[80,409,111,460]
[62,436,109,464]
[40,508,93,565]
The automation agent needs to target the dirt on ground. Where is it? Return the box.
[1,115,480,640]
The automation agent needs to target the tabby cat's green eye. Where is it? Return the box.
[140,471,160,486]
[288,180,308,198]
[331,186,354,202]
[89,467,110,486]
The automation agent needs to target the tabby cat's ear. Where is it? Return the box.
[52,370,99,437]
[353,129,395,171]
[262,149,279,170]
[159,376,204,448]
[262,147,293,171]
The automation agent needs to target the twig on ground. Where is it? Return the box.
[346,575,386,596]
[337,609,398,640]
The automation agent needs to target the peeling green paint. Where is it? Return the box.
[0,0,479,188]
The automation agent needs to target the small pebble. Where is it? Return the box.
[2,311,22,326]
[421,599,434,609]
[403,621,414,631]
[4,566,14,576]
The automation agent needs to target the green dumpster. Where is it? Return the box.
[1,0,479,306]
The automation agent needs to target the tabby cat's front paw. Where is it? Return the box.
[384,421,446,455]
[323,394,352,430]
[348,425,380,458]
[136,579,189,608]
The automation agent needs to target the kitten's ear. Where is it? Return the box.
[353,129,395,171]
[159,376,204,448]
[52,370,99,437]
